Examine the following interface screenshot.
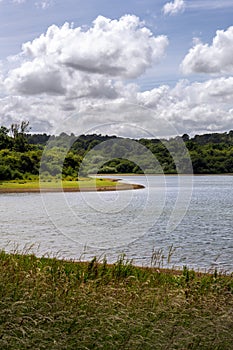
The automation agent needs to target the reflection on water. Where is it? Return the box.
[0,175,232,272]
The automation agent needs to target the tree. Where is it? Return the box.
[182,133,190,142]
[11,121,31,152]
[0,126,12,150]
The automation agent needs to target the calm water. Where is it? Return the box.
[0,175,232,272]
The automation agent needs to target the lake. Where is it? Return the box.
[0,175,232,272]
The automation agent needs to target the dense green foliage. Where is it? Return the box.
[0,250,232,349]
[1,121,233,180]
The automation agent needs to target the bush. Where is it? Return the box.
[0,165,13,180]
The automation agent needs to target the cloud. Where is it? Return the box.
[181,26,233,74]
[2,0,52,7]
[22,15,168,77]
[163,0,185,15]
[35,0,52,9]
[6,59,67,95]
[136,77,233,135]
[2,76,233,138]
[12,0,26,3]
[1,15,233,138]
[63,76,233,137]
[4,15,168,98]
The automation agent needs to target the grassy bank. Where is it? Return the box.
[0,178,144,192]
[0,251,232,349]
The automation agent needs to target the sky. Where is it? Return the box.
[0,0,233,138]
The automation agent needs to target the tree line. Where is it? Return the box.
[1,121,233,181]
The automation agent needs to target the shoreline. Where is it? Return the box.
[97,173,233,176]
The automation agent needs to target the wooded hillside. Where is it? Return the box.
[1,122,233,180]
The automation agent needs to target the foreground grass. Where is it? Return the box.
[0,251,232,349]
[0,178,121,191]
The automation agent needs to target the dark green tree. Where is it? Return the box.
[11,121,30,152]
[0,126,12,150]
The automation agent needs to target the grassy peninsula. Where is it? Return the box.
[0,178,144,193]
[0,251,233,349]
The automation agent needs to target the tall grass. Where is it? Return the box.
[0,250,232,349]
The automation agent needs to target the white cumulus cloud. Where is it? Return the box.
[136,77,233,135]
[181,26,233,74]
[163,0,185,16]
[4,15,168,97]
[21,15,168,79]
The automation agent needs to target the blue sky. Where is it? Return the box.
[0,0,233,137]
